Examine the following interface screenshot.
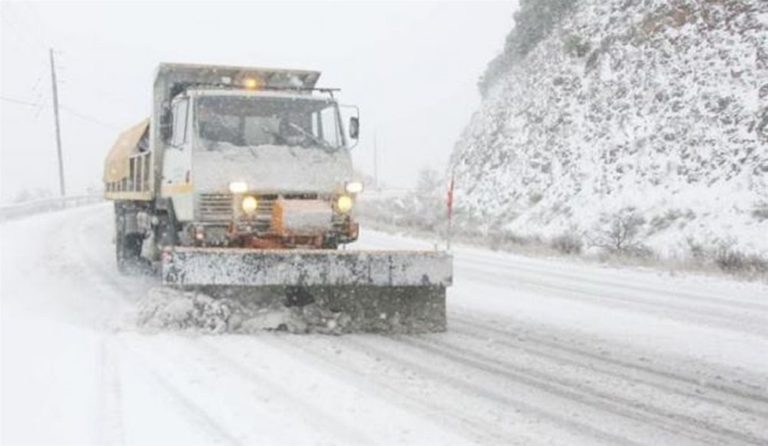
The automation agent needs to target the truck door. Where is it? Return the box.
[162,97,194,221]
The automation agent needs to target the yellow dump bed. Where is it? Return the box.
[103,118,153,201]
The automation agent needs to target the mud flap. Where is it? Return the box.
[162,248,452,333]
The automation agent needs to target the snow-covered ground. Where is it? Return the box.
[2,203,767,445]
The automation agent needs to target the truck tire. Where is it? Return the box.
[321,237,338,250]
[155,210,178,248]
[115,204,144,274]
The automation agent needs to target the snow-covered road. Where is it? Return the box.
[2,204,767,445]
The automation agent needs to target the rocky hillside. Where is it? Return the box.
[450,0,768,258]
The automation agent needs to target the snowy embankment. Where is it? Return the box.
[2,204,768,445]
[450,0,768,259]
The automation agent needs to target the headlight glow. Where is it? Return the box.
[243,77,261,90]
[336,195,353,213]
[345,181,364,194]
[229,181,248,194]
[241,196,258,214]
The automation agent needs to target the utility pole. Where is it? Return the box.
[49,48,65,196]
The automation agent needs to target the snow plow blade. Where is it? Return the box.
[161,248,452,333]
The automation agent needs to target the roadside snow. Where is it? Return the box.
[3,204,767,445]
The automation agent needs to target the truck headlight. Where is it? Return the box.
[345,181,364,194]
[242,196,258,214]
[229,181,248,194]
[337,195,353,213]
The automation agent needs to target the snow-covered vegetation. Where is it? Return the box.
[446,0,767,266]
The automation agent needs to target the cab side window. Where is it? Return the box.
[171,99,189,147]
[319,107,341,147]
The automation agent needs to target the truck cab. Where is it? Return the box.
[162,88,360,249]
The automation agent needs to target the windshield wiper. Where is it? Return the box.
[288,123,334,151]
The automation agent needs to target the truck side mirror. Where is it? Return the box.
[349,117,359,140]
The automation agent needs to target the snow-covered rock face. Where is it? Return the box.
[451,0,768,257]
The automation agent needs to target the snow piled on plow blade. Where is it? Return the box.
[162,248,452,287]
[158,248,453,333]
[136,288,355,334]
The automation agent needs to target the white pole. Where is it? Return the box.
[49,48,65,197]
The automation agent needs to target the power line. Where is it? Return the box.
[0,96,38,107]
[1,96,121,130]
[60,105,121,130]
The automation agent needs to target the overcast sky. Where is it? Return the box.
[0,1,515,202]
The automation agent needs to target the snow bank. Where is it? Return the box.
[136,288,348,335]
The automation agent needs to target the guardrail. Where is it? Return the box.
[0,195,104,222]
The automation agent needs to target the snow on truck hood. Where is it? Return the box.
[193,143,353,194]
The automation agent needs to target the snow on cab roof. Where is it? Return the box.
[185,88,336,102]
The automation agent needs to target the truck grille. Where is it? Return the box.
[196,192,325,231]
[197,193,232,221]
[249,194,319,225]
[251,196,276,230]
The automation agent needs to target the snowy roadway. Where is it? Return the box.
[2,203,767,445]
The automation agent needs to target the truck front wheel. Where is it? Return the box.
[115,204,144,274]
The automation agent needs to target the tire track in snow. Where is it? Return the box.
[339,337,647,446]
[452,316,768,411]
[71,210,243,445]
[398,336,767,446]
[189,338,380,445]
[96,336,125,446]
[56,207,127,446]
[454,252,768,314]
[267,334,518,445]
[114,340,245,446]
[458,264,768,338]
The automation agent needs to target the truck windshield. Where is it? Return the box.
[195,95,344,151]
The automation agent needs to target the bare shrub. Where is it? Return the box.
[686,237,707,261]
[488,229,533,250]
[590,207,649,256]
[551,232,583,254]
[752,201,768,221]
[649,209,695,234]
[714,245,768,276]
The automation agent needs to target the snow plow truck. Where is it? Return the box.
[103,63,452,333]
